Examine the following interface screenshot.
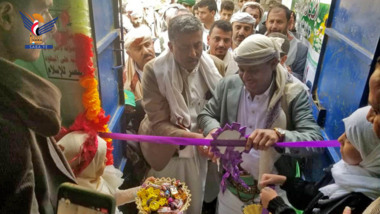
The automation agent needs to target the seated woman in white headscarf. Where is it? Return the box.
[259,106,380,214]
[57,130,154,212]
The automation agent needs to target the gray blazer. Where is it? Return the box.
[290,42,308,81]
[197,74,323,144]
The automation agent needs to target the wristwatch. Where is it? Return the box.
[273,127,286,142]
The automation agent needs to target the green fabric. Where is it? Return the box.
[294,161,303,214]
[226,176,257,201]
[177,0,196,6]
[124,89,136,107]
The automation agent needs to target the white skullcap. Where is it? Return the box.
[131,8,144,18]
[125,26,152,49]
[241,2,264,18]
[230,12,256,26]
[126,2,142,12]
[233,34,284,66]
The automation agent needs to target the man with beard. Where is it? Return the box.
[198,34,322,213]
[123,26,155,131]
[266,4,308,81]
[208,20,239,76]
[231,12,256,50]
[139,15,224,214]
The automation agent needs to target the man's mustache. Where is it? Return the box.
[143,54,154,59]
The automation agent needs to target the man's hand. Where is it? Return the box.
[246,129,279,151]
[260,187,278,209]
[259,173,286,188]
[198,129,218,161]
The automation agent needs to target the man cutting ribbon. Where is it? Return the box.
[197,34,323,213]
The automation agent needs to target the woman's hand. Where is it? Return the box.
[260,187,278,209]
[259,173,286,188]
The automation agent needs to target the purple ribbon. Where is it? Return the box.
[99,132,340,148]
[100,130,340,214]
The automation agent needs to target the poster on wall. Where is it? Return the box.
[292,0,331,89]
[42,1,82,81]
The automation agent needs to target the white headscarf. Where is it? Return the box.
[57,131,123,194]
[230,12,256,26]
[233,34,284,66]
[124,26,152,50]
[319,106,380,199]
[57,131,107,180]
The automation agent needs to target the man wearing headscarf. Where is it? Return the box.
[139,15,224,214]
[130,7,144,28]
[260,106,380,214]
[230,12,256,50]
[123,26,155,102]
[241,1,264,30]
[198,34,322,213]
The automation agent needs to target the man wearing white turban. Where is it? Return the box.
[230,12,256,50]
[241,2,264,28]
[122,26,155,132]
[198,34,322,213]
[123,26,155,102]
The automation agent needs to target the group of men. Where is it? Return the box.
[1,0,379,213]
[122,1,317,213]
[123,1,309,109]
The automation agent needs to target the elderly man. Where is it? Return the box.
[208,20,239,76]
[123,26,155,132]
[123,26,155,102]
[198,34,323,213]
[139,15,224,214]
[266,4,308,81]
[0,0,76,213]
[230,12,256,50]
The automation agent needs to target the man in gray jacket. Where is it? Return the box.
[198,34,322,213]
[265,4,308,81]
[0,0,76,213]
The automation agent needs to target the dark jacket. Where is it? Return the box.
[267,166,373,214]
[0,58,76,213]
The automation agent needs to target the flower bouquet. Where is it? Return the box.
[136,177,191,214]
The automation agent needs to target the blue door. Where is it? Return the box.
[90,0,125,167]
[312,0,380,162]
